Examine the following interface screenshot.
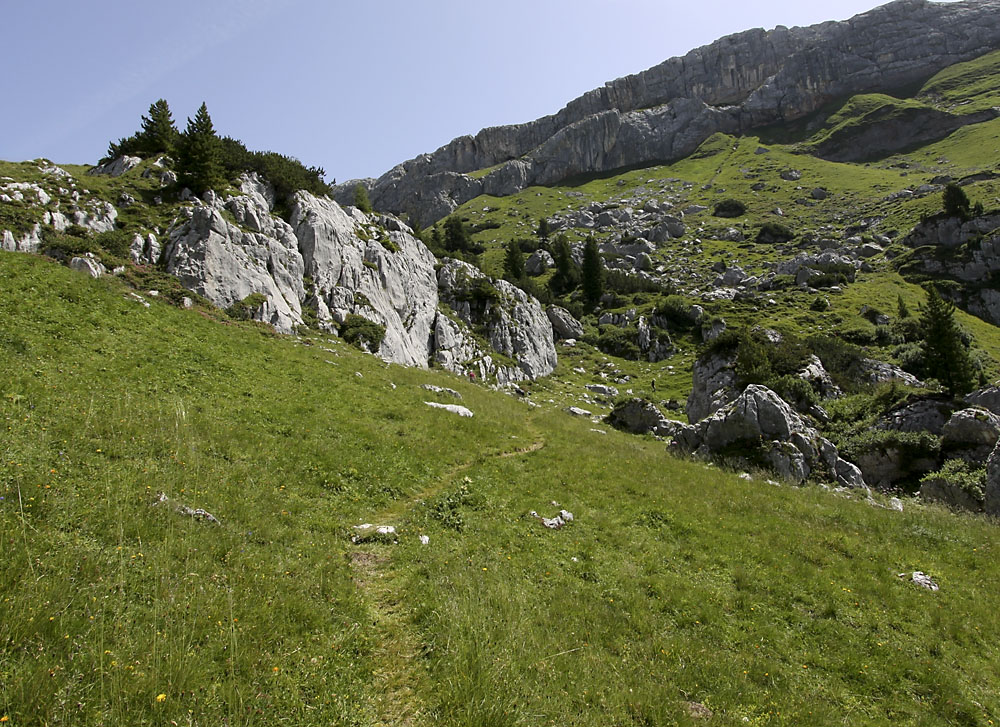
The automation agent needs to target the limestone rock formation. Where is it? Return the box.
[290,191,439,367]
[674,385,865,488]
[338,0,1000,225]
[686,349,738,423]
[164,202,306,334]
[606,398,686,438]
[437,258,557,380]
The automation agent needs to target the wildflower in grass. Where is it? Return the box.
[156,694,166,703]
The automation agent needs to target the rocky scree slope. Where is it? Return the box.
[0,161,556,384]
[339,0,1000,225]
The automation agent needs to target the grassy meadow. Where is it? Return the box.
[2,251,1000,726]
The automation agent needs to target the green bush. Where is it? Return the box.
[593,326,641,360]
[756,222,795,243]
[655,295,700,331]
[340,314,386,352]
[226,292,268,320]
[713,199,747,218]
[921,459,986,500]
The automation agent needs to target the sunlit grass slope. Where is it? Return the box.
[2,251,1000,726]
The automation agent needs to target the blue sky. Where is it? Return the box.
[2,1,917,182]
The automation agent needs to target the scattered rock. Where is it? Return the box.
[903,571,939,591]
[422,384,462,399]
[153,491,220,525]
[425,401,473,417]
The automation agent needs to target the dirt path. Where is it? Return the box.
[349,423,546,726]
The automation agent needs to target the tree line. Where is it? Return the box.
[102,99,331,203]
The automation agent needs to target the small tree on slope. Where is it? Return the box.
[919,284,975,396]
[178,102,223,196]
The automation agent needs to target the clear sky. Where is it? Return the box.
[1,0,933,183]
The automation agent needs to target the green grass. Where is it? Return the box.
[3,249,1000,726]
[920,49,1000,114]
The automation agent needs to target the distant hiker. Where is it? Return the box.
[651,379,656,392]
[468,371,476,383]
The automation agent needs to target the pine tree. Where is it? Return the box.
[353,184,373,214]
[581,236,603,306]
[178,102,223,196]
[137,99,178,156]
[919,285,975,395]
[943,182,971,219]
[536,217,550,244]
[503,239,525,282]
[548,234,578,296]
[443,215,471,253]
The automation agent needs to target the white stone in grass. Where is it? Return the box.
[908,571,939,591]
[419,535,430,545]
[424,401,473,417]
[566,406,592,417]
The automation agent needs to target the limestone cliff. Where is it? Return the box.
[338,0,1000,225]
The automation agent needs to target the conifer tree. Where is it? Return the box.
[137,99,179,156]
[548,234,578,296]
[536,217,550,244]
[943,182,971,219]
[353,184,373,214]
[178,102,223,196]
[919,285,975,395]
[503,239,525,282]
[581,236,604,306]
[443,215,471,253]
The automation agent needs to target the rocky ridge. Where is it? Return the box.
[337,0,1000,225]
[1,162,557,384]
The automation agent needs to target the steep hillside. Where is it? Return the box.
[3,251,1000,726]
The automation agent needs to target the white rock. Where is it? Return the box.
[425,401,474,417]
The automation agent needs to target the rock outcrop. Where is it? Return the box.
[899,215,1000,325]
[606,398,686,438]
[674,385,866,488]
[437,258,557,380]
[338,0,1000,224]
[686,348,738,423]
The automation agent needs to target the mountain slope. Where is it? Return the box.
[2,251,1000,726]
[343,0,1000,226]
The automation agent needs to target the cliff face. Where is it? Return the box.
[341,0,1000,225]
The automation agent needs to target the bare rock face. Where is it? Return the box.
[437,258,557,380]
[686,349,738,423]
[164,204,306,334]
[290,192,439,368]
[342,0,1000,224]
[674,385,865,488]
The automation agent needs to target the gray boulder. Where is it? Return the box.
[798,355,841,399]
[69,254,106,279]
[547,306,584,340]
[88,155,141,177]
[606,398,686,437]
[966,385,1000,416]
[879,397,955,435]
[525,249,554,275]
[675,385,865,488]
[686,349,737,423]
